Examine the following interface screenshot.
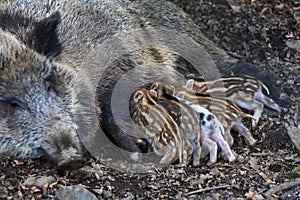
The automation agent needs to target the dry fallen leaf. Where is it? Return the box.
[245,190,258,199]
[265,178,273,183]
[35,193,43,199]
[209,167,220,176]
[158,192,168,199]
[147,185,160,190]
[94,172,100,180]
[249,156,259,170]
[239,170,247,176]
[274,3,285,10]
[260,7,269,15]
[13,160,24,166]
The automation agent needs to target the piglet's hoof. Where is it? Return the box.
[247,138,257,146]
[175,162,188,168]
[206,160,216,166]
[236,155,245,163]
[192,160,200,167]
[228,156,236,163]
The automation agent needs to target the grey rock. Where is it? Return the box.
[0,186,8,198]
[23,176,56,189]
[279,92,289,101]
[286,39,300,51]
[286,125,300,152]
[122,192,134,200]
[56,185,97,200]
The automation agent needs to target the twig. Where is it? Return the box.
[264,178,300,197]
[227,51,243,59]
[185,185,230,196]
[250,152,270,156]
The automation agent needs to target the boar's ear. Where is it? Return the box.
[133,90,144,103]
[27,12,61,58]
[185,79,194,92]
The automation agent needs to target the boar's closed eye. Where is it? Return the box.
[1,99,29,116]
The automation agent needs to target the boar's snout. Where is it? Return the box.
[41,134,87,169]
[56,150,86,170]
[39,112,88,169]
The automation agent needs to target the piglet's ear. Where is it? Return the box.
[150,82,159,91]
[133,91,144,103]
[149,89,157,98]
[165,85,175,95]
[27,12,61,58]
[185,79,194,92]
[176,91,185,99]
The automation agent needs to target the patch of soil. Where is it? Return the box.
[0,0,299,199]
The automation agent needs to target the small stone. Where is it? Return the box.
[287,79,295,84]
[56,185,97,200]
[279,93,289,101]
[122,192,134,200]
[236,155,245,163]
[0,186,8,198]
[286,39,300,51]
[23,176,56,189]
[286,126,300,152]
[209,167,220,175]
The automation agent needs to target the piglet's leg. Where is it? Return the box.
[252,102,264,127]
[254,89,281,112]
[231,98,264,127]
[159,147,178,166]
[220,130,234,160]
[190,129,201,167]
[216,138,236,162]
[181,149,188,167]
[202,138,218,165]
[232,122,256,146]
[224,130,234,147]
[235,101,262,127]
[192,143,201,167]
[209,126,236,162]
[184,141,195,166]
